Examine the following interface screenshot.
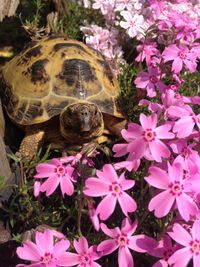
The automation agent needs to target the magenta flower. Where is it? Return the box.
[83,164,137,220]
[167,105,200,138]
[149,235,179,267]
[34,158,76,197]
[135,41,160,65]
[134,66,167,97]
[168,220,200,267]
[98,218,157,267]
[123,113,174,162]
[16,229,70,267]
[58,236,102,267]
[145,162,199,221]
[162,44,197,73]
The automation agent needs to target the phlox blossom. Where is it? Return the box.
[135,41,160,65]
[98,218,157,267]
[83,164,137,220]
[149,235,179,267]
[119,113,174,162]
[134,66,167,97]
[162,44,197,73]
[58,236,102,267]
[168,220,200,267]
[167,105,200,138]
[16,229,70,267]
[145,162,199,221]
[34,158,76,197]
[120,10,145,39]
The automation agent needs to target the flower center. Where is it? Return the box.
[41,252,52,265]
[109,182,122,196]
[163,248,173,260]
[117,234,129,247]
[149,75,158,84]
[55,165,65,176]
[178,51,186,59]
[143,129,156,142]
[169,181,183,196]
[190,240,200,255]
[79,253,92,266]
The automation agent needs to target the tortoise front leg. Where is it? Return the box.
[18,130,45,161]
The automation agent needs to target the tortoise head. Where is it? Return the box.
[60,103,104,142]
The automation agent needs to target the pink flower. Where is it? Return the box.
[149,235,179,267]
[58,236,102,267]
[120,10,145,38]
[134,66,167,97]
[98,218,157,267]
[135,41,160,64]
[16,229,70,267]
[123,113,174,162]
[83,164,137,220]
[145,162,199,221]
[34,158,76,197]
[162,44,197,73]
[115,0,141,11]
[168,220,200,267]
[167,105,200,138]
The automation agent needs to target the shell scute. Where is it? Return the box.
[1,36,123,125]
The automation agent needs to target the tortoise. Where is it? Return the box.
[0,35,126,160]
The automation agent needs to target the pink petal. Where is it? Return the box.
[167,162,183,183]
[97,239,118,256]
[176,193,198,221]
[145,166,170,189]
[35,230,54,254]
[96,194,117,220]
[60,176,74,196]
[74,236,88,254]
[57,252,80,266]
[167,106,190,118]
[121,218,137,236]
[118,192,137,216]
[83,178,109,196]
[162,45,179,61]
[134,72,150,88]
[191,220,200,240]
[97,164,118,183]
[129,234,157,253]
[16,241,41,261]
[184,58,197,72]
[34,164,56,178]
[118,173,135,190]
[122,123,143,140]
[173,117,194,138]
[168,247,192,267]
[100,223,120,238]
[172,57,183,73]
[168,223,192,246]
[193,254,200,267]
[155,124,174,139]
[118,247,133,267]
[127,138,147,159]
[113,143,128,157]
[148,190,174,218]
[53,239,70,258]
[140,113,157,130]
[149,139,170,162]
[40,176,60,196]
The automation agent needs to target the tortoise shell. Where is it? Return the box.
[1,35,123,126]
